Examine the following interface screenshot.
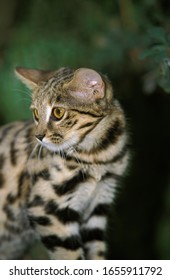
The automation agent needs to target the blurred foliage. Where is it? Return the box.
[0,0,170,259]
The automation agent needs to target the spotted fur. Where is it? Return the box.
[0,67,129,259]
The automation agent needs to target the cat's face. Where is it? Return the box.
[31,100,102,152]
[15,67,113,152]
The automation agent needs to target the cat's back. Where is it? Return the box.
[0,120,35,165]
[0,120,35,205]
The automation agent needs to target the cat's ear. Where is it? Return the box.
[64,68,105,102]
[15,67,54,90]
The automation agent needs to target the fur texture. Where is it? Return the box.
[0,67,129,259]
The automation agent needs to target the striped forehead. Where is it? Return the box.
[38,67,74,99]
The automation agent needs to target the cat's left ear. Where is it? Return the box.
[15,67,54,90]
[63,68,105,103]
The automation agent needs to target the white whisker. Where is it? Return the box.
[38,145,43,160]
[28,143,40,161]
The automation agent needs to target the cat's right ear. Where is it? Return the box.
[15,67,54,90]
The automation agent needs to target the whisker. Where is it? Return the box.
[65,143,86,176]
[28,143,40,161]
[38,145,43,160]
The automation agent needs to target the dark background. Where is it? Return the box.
[0,0,170,259]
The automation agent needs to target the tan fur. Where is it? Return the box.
[0,67,129,259]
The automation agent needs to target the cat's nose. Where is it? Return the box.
[35,134,45,141]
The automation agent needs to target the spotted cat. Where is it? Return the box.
[0,67,129,259]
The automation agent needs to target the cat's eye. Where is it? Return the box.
[33,109,39,121]
[52,107,65,120]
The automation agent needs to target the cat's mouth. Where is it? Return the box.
[36,135,78,153]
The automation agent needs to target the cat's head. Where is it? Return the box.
[15,66,114,152]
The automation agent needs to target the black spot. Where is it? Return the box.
[101,171,122,181]
[53,170,86,196]
[32,169,50,184]
[17,171,29,196]
[6,193,17,204]
[0,172,5,188]
[28,195,44,208]
[10,140,18,166]
[45,200,58,215]
[45,200,81,224]
[3,204,15,221]
[29,215,51,227]
[56,208,81,224]
[41,234,82,251]
[91,203,111,216]
[81,228,105,242]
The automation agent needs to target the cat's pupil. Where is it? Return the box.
[52,107,65,120]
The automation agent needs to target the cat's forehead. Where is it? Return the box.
[32,67,74,105]
[51,67,74,84]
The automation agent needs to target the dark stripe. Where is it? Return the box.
[17,171,29,197]
[25,125,35,156]
[0,172,5,188]
[32,169,50,184]
[41,234,82,251]
[29,215,51,227]
[65,119,78,128]
[78,121,94,129]
[10,123,30,165]
[3,204,15,221]
[27,195,44,208]
[66,163,78,170]
[53,170,86,196]
[0,154,5,169]
[0,124,15,143]
[56,208,81,224]
[91,203,111,216]
[72,109,102,118]
[94,119,124,152]
[111,143,129,163]
[102,171,122,181]
[71,142,129,165]
[6,193,17,204]
[78,125,99,143]
[45,200,81,224]
[81,228,105,242]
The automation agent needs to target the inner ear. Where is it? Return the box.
[15,67,55,90]
[64,68,105,102]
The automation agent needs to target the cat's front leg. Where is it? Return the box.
[81,207,109,259]
[81,177,116,260]
[28,202,84,260]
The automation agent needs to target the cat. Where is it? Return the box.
[0,66,129,259]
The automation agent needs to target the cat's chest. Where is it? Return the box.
[27,153,103,211]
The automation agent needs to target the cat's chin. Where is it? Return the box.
[40,140,76,153]
[40,141,64,152]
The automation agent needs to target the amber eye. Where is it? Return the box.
[52,107,65,120]
[33,109,39,121]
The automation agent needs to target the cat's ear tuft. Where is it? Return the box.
[64,68,105,102]
[15,67,55,90]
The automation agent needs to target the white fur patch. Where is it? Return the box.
[46,105,52,122]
